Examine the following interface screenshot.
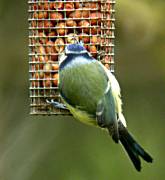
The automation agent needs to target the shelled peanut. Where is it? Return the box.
[30,0,113,88]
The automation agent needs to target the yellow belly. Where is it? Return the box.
[66,103,98,127]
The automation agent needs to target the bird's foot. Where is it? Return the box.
[46,99,67,110]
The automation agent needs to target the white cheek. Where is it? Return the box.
[59,53,67,65]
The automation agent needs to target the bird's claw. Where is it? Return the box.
[46,99,67,110]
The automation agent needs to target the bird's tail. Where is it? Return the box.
[118,121,153,171]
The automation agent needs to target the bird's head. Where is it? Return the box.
[59,42,92,66]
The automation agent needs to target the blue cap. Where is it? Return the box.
[65,43,87,54]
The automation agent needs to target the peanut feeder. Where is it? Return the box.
[28,0,115,115]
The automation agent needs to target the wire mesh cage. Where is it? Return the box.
[28,0,115,115]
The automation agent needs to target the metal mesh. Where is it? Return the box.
[28,0,115,115]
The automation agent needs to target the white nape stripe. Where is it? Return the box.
[66,56,92,69]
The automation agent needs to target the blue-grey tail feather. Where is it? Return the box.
[118,121,153,171]
[96,89,119,143]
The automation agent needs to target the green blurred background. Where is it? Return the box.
[0,0,165,179]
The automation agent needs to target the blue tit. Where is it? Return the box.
[54,43,153,171]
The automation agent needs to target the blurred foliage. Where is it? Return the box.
[0,0,165,180]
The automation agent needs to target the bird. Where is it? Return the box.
[49,42,153,171]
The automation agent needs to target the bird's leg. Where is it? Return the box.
[46,99,67,110]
